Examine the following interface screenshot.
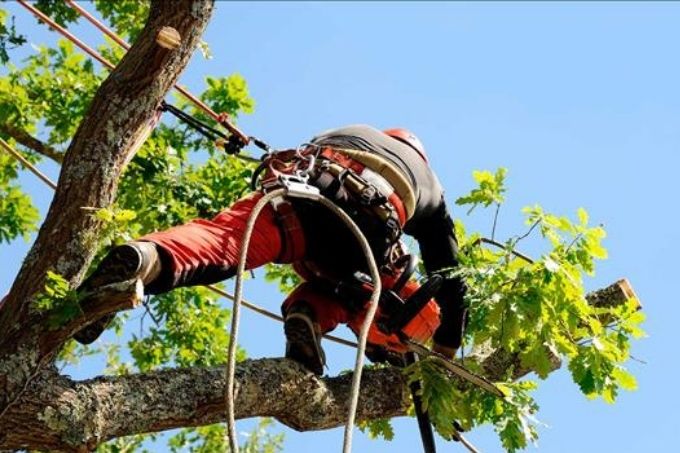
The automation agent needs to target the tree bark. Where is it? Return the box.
[0,0,215,428]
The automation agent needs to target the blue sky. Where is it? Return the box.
[2,2,679,452]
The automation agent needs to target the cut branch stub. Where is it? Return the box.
[588,278,641,310]
[472,278,641,381]
[156,27,181,49]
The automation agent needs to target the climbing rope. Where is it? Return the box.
[206,285,358,348]
[224,183,382,453]
[0,138,56,189]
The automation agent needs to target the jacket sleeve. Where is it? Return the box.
[410,199,468,349]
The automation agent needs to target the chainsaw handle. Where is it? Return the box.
[385,274,443,334]
[392,253,417,293]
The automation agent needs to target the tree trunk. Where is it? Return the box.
[0,0,215,431]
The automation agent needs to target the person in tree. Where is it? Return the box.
[75,125,467,375]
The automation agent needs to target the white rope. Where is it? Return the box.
[312,197,381,453]
[224,190,382,453]
[224,189,285,452]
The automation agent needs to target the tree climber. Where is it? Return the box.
[74,125,468,376]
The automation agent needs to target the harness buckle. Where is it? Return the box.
[385,216,401,242]
[263,173,321,200]
[359,185,388,207]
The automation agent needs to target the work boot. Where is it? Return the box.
[74,241,161,345]
[284,302,326,376]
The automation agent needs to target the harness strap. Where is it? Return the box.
[318,148,411,225]
[270,196,305,263]
[319,148,366,174]
[328,147,417,221]
[320,161,404,237]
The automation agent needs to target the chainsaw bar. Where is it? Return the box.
[404,339,506,398]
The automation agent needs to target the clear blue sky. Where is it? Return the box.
[2,2,678,452]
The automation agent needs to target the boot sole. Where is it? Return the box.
[74,245,143,345]
[79,245,143,295]
[285,313,325,376]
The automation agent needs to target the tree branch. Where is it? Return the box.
[0,279,638,451]
[0,123,64,164]
[0,359,408,452]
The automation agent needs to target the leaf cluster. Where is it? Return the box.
[33,270,82,329]
[0,9,26,64]
[391,168,644,449]
[455,167,507,214]
[0,151,39,243]
[406,359,540,452]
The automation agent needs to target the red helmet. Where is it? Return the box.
[383,128,428,162]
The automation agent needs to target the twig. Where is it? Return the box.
[564,232,585,254]
[515,219,540,244]
[0,123,64,164]
[629,355,647,365]
[478,237,534,264]
[491,203,500,241]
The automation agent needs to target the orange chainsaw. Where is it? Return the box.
[335,260,503,453]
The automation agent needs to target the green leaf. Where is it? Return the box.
[613,367,638,391]
[577,207,589,226]
[455,167,508,213]
[357,418,395,441]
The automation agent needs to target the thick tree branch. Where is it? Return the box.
[0,280,637,451]
[0,123,64,164]
[0,0,215,420]
[0,359,408,452]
